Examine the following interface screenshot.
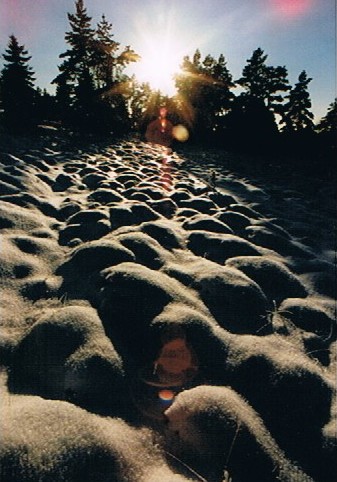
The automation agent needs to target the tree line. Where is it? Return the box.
[0,0,335,166]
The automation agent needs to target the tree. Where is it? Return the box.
[54,74,73,123]
[52,0,96,129]
[91,15,140,134]
[35,88,57,122]
[56,0,95,86]
[93,15,139,92]
[175,49,235,140]
[127,77,155,130]
[237,48,268,99]
[281,70,314,131]
[93,14,120,91]
[225,94,278,152]
[237,48,289,114]
[0,35,37,132]
[315,99,337,170]
[316,98,337,133]
[53,0,139,134]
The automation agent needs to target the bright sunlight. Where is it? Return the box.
[130,7,190,97]
[132,34,183,97]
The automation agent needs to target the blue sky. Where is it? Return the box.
[0,0,335,121]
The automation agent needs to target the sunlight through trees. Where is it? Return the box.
[0,0,335,168]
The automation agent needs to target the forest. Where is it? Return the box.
[0,0,335,173]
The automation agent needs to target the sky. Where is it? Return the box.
[0,0,335,122]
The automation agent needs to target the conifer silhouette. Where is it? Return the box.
[0,35,37,133]
[281,70,314,132]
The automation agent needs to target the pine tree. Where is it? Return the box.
[0,35,37,132]
[316,98,337,133]
[175,49,235,139]
[237,48,289,114]
[282,70,314,131]
[237,48,268,99]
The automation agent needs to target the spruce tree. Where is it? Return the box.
[59,0,95,81]
[282,70,314,131]
[0,35,37,132]
[93,14,120,90]
[53,0,96,130]
[93,14,139,92]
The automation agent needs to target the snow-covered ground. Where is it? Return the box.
[0,138,335,482]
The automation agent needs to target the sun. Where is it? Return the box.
[130,7,189,97]
[132,34,183,97]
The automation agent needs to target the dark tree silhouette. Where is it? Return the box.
[316,98,337,133]
[314,99,337,169]
[0,35,37,133]
[225,94,278,152]
[58,0,95,84]
[35,88,57,122]
[175,49,235,140]
[54,74,73,123]
[237,48,268,98]
[53,0,139,134]
[128,79,162,131]
[52,0,96,130]
[237,47,289,115]
[93,15,139,92]
[281,70,314,132]
[277,71,318,170]
[93,14,120,90]
[92,15,139,135]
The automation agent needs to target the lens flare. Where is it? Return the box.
[172,124,189,142]
[158,389,175,402]
[271,0,313,18]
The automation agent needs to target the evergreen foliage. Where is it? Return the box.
[93,15,120,91]
[175,49,235,140]
[35,88,57,122]
[225,94,279,152]
[237,48,290,114]
[314,98,336,169]
[52,0,139,134]
[0,35,37,133]
[52,0,96,130]
[316,98,337,133]
[0,3,333,168]
[281,70,314,132]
